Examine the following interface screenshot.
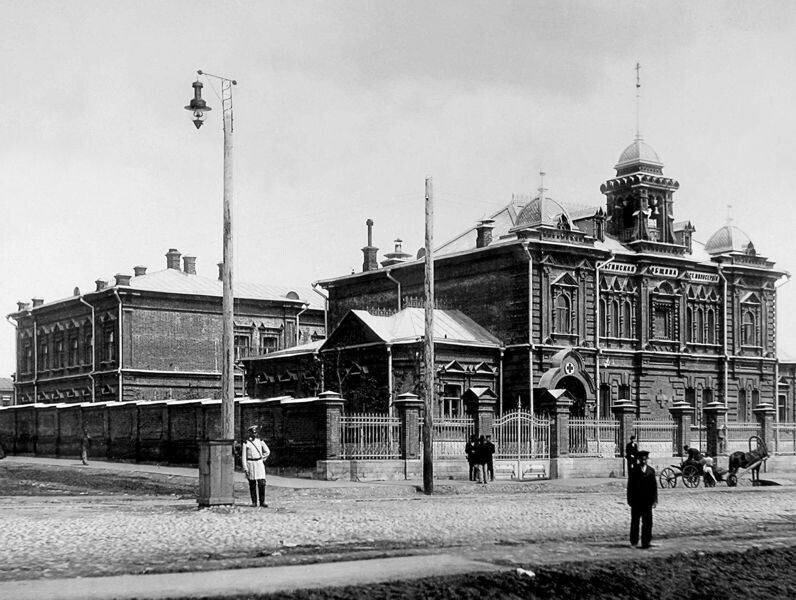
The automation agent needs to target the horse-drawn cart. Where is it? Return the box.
[658,462,705,488]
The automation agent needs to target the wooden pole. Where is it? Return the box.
[221,79,235,442]
[423,177,434,494]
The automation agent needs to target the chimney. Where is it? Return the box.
[31,297,44,308]
[183,256,197,275]
[133,265,147,277]
[217,262,224,281]
[17,301,31,312]
[166,248,182,270]
[114,273,132,286]
[475,219,495,248]
[95,279,107,292]
[594,208,606,242]
[361,218,379,272]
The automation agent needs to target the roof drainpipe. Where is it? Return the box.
[296,303,309,346]
[521,243,535,414]
[774,272,792,445]
[716,263,729,409]
[311,282,328,338]
[5,316,18,405]
[595,252,616,418]
[386,270,402,311]
[78,296,96,403]
[113,289,123,403]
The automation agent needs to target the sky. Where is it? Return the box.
[2,1,796,375]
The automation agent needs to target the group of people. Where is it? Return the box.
[465,434,495,484]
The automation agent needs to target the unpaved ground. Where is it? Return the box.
[1,462,795,598]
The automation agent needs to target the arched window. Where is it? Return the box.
[554,294,571,334]
[687,307,694,342]
[738,389,748,421]
[743,310,757,346]
[600,384,612,419]
[622,300,633,338]
[752,388,760,408]
[599,298,607,337]
[696,307,705,344]
[611,299,621,338]
[707,309,716,344]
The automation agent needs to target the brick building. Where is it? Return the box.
[7,249,325,404]
[305,137,789,421]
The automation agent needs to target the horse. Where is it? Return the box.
[728,436,768,485]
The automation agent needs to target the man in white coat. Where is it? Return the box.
[242,425,270,507]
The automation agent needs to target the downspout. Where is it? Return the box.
[32,313,38,402]
[774,272,792,448]
[296,302,309,345]
[5,316,18,405]
[78,296,96,403]
[521,243,535,413]
[499,348,505,418]
[716,263,729,408]
[386,270,402,311]
[311,282,329,337]
[387,344,393,416]
[113,290,123,403]
[595,252,616,418]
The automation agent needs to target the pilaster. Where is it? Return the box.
[317,390,346,459]
[669,400,693,457]
[394,392,424,459]
[703,401,728,457]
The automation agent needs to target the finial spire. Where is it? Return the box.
[635,62,642,141]
[538,170,547,199]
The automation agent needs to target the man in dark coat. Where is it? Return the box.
[465,434,477,481]
[624,435,638,476]
[484,435,496,482]
[627,450,658,549]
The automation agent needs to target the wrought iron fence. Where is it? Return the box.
[568,418,620,457]
[689,424,708,452]
[493,410,550,460]
[430,417,475,458]
[340,413,400,459]
[725,422,761,453]
[632,419,676,457]
[774,422,796,455]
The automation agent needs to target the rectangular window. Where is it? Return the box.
[234,334,251,361]
[23,343,33,373]
[442,384,462,418]
[69,337,79,366]
[84,332,93,365]
[260,334,278,354]
[54,338,64,369]
[653,305,673,340]
[103,328,115,362]
[40,340,49,370]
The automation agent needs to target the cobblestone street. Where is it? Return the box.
[2,458,796,584]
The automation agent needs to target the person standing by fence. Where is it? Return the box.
[465,434,477,481]
[624,434,638,476]
[627,450,657,549]
[484,435,495,482]
[81,428,91,466]
[242,425,270,507]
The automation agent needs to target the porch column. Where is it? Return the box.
[612,399,636,459]
[669,401,693,458]
[753,402,776,454]
[703,401,728,458]
[395,392,423,459]
[317,391,346,459]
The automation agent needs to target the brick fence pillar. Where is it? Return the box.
[317,391,346,460]
[467,398,497,439]
[703,401,728,458]
[753,402,776,454]
[539,391,573,459]
[394,392,424,459]
[669,401,694,458]
[612,399,636,473]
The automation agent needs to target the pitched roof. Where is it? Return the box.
[347,308,502,347]
[0,377,13,391]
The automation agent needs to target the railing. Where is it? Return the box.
[632,419,676,457]
[493,410,550,460]
[725,422,761,453]
[568,418,620,457]
[689,424,708,451]
[431,417,475,458]
[773,422,796,455]
[340,413,400,459]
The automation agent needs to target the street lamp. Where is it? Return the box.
[186,70,237,506]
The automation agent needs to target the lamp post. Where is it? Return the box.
[186,70,237,506]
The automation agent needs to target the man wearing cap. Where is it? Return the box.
[627,450,658,549]
[242,426,270,507]
[624,434,638,476]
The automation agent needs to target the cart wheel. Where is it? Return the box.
[727,473,737,487]
[683,464,700,488]
[659,467,677,489]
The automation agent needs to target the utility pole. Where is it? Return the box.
[423,177,435,494]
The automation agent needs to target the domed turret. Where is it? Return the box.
[704,224,757,256]
[615,138,663,170]
[514,195,576,231]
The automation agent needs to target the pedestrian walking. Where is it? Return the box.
[465,434,477,481]
[627,450,657,549]
[81,428,91,466]
[484,434,495,482]
[241,425,270,507]
[624,434,638,475]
